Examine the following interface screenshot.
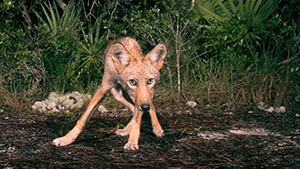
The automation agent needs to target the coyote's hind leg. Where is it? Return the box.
[111,87,135,136]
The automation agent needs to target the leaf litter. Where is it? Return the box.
[0,102,299,168]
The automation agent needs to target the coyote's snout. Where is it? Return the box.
[53,37,167,150]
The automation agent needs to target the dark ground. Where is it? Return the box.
[0,100,299,168]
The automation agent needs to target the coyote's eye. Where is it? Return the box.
[147,78,154,85]
[129,79,137,86]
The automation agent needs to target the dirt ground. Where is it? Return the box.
[0,100,299,168]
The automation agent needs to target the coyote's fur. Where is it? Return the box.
[53,37,167,150]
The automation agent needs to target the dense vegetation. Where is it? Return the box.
[1,0,299,109]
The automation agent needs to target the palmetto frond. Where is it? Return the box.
[193,0,279,32]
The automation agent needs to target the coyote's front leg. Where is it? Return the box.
[149,106,164,137]
[116,106,164,150]
[122,109,143,150]
[52,86,109,146]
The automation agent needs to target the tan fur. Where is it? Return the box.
[52,37,167,150]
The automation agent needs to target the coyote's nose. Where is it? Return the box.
[141,104,150,112]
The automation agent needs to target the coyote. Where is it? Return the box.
[53,37,167,150]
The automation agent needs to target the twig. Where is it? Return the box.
[188,0,195,13]
[19,1,32,25]
[56,0,67,10]
[186,142,210,154]
[186,143,232,162]
[277,56,295,66]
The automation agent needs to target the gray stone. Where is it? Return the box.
[186,101,197,108]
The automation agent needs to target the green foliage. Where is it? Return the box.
[75,17,107,86]
[0,0,47,102]
[33,1,108,92]
[34,1,82,92]
[1,0,299,110]
[127,0,198,94]
[193,0,279,31]
[34,1,81,34]
[186,0,296,107]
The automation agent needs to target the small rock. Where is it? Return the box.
[279,106,286,113]
[224,112,233,115]
[32,101,48,113]
[52,107,60,112]
[75,101,84,109]
[274,107,281,113]
[71,91,81,96]
[265,107,274,113]
[98,105,108,113]
[248,111,254,114]
[44,99,52,105]
[34,101,47,108]
[7,146,15,153]
[61,97,75,109]
[57,104,63,110]
[47,102,56,110]
[257,102,265,110]
[31,105,37,110]
[186,101,197,108]
[82,94,92,102]
[48,92,59,103]
[34,149,41,153]
[32,91,91,113]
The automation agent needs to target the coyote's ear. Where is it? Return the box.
[111,43,136,72]
[144,43,167,71]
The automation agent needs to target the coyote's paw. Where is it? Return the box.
[52,137,73,147]
[153,129,164,137]
[115,128,130,136]
[124,142,139,150]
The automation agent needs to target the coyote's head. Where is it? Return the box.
[110,38,167,112]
